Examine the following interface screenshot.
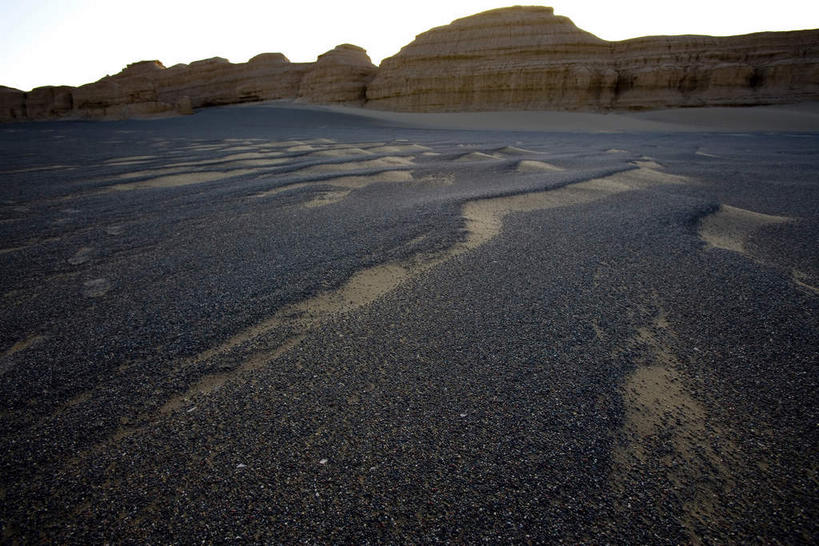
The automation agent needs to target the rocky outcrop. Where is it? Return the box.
[234,53,309,103]
[25,86,74,118]
[367,7,613,111]
[72,60,177,118]
[366,6,819,111]
[298,44,377,105]
[2,6,818,122]
[155,56,309,109]
[609,32,819,109]
[0,45,363,121]
[0,86,27,121]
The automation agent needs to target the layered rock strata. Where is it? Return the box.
[366,6,819,111]
[1,46,359,121]
[2,6,818,121]
[298,44,377,104]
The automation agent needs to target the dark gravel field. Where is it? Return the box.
[1,103,817,543]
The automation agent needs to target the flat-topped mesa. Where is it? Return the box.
[366,5,819,111]
[298,44,378,104]
[366,6,614,111]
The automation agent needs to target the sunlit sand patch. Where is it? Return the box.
[110,169,257,191]
[221,152,284,161]
[159,166,680,417]
[255,171,414,200]
[221,146,259,152]
[324,170,413,189]
[181,144,226,152]
[82,278,112,298]
[293,156,414,176]
[0,246,27,255]
[341,141,385,148]
[698,205,791,254]
[365,144,431,154]
[68,247,94,265]
[497,145,536,155]
[231,159,291,168]
[168,153,287,168]
[161,336,305,414]
[287,145,318,152]
[303,190,352,208]
[303,172,415,208]
[792,270,819,295]
[455,152,503,162]
[632,159,664,170]
[307,147,374,158]
[262,140,307,148]
[417,173,455,185]
[461,166,677,250]
[2,335,45,359]
[610,306,737,543]
[116,167,189,180]
[2,165,74,174]
[104,155,155,164]
[516,160,564,172]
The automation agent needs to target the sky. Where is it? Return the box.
[1,0,817,92]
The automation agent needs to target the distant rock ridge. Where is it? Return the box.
[2,6,818,122]
[366,6,819,111]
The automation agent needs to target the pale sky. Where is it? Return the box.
[1,0,817,92]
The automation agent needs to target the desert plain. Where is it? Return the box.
[0,101,817,542]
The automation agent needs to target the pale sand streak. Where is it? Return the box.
[163,167,668,413]
[516,160,564,172]
[698,205,816,294]
[609,303,737,542]
[254,171,414,200]
[111,169,258,191]
[292,156,414,175]
[699,204,791,254]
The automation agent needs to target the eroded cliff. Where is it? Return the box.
[366,6,819,111]
[2,6,818,121]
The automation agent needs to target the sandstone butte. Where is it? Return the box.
[2,6,818,122]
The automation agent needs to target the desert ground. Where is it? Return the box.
[1,102,817,542]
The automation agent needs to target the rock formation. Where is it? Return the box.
[366,6,819,111]
[2,6,818,122]
[298,44,377,105]
[367,6,613,111]
[0,86,27,121]
[24,86,74,118]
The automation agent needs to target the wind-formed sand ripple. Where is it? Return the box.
[293,156,414,175]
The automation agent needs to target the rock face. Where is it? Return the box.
[72,60,175,118]
[367,6,612,111]
[298,44,377,104]
[25,86,74,118]
[2,6,818,121]
[0,87,27,121]
[0,46,354,122]
[609,32,819,109]
[366,6,819,111]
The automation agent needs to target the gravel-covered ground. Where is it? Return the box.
[1,103,817,543]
